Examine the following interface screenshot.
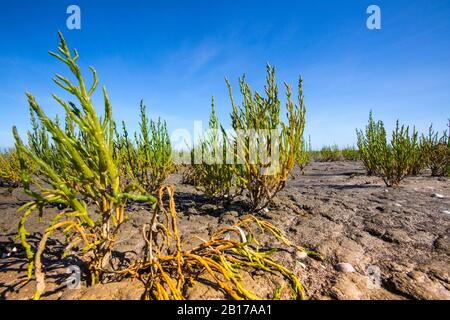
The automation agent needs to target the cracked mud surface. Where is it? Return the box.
[1,161,449,300]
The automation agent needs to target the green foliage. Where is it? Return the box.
[309,145,359,162]
[422,124,450,177]
[357,113,425,186]
[27,107,54,167]
[376,121,421,186]
[341,146,360,161]
[27,106,83,177]
[0,148,21,187]
[356,111,383,175]
[115,101,172,193]
[183,66,307,210]
[226,65,306,211]
[187,99,235,199]
[296,135,312,173]
[408,129,428,176]
[11,34,313,301]
[13,33,157,299]
[316,144,341,162]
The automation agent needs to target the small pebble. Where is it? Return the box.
[299,262,307,269]
[394,203,402,207]
[432,193,445,199]
[296,251,308,259]
[263,208,269,213]
[443,210,450,215]
[335,263,355,273]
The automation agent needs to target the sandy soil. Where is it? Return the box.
[1,161,449,300]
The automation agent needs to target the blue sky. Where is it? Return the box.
[0,0,449,149]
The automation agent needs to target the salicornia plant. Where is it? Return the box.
[422,124,450,177]
[0,148,22,187]
[357,113,425,186]
[356,111,383,175]
[136,186,317,300]
[317,144,341,162]
[408,128,428,176]
[13,33,156,299]
[296,136,312,173]
[341,146,360,161]
[189,98,235,199]
[376,121,418,186]
[226,65,306,211]
[116,101,172,193]
[12,34,316,301]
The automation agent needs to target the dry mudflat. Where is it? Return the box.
[1,161,449,300]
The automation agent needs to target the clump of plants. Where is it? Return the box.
[134,186,318,300]
[186,99,235,199]
[181,66,308,211]
[341,146,360,161]
[407,129,428,176]
[356,113,425,186]
[180,163,199,186]
[309,145,359,163]
[356,112,383,176]
[115,101,172,193]
[226,66,307,211]
[296,135,312,173]
[422,124,450,177]
[316,145,341,162]
[14,33,158,298]
[0,148,21,187]
[376,121,421,186]
[13,33,318,300]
